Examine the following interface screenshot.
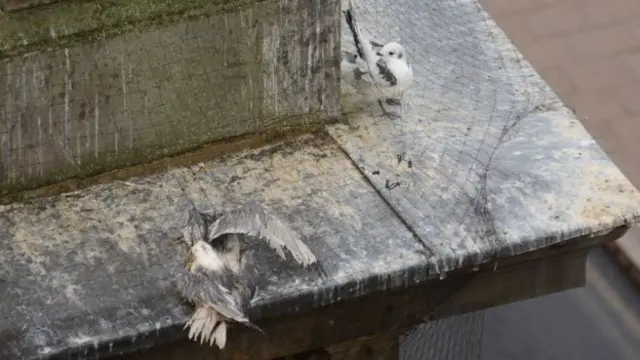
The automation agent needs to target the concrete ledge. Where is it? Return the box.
[0,0,341,195]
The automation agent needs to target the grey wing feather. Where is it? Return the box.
[207,203,317,266]
[344,0,380,86]
[376,58,397,86]
[175,268,250,323]
[239,250,260,300]
[178,196,207,246]
[344,3,364,60]
[232,250,263,332]
[344,0,374,66]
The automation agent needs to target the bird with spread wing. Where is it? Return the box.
[175,197,319,348]
[340,0,414,119]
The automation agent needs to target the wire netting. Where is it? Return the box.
[337,0,569,272]
[0,0,577,357]
[401,312,485,360]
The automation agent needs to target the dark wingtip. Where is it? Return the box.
[244,321,265,334]
[343,7,364,60]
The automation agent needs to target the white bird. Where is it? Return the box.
[175,199,319,348]
[341,1,414,119]
[175,238,261,348]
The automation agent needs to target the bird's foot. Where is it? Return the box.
[378,99,401,120]
[382,110,401,120]
[385,98,402,106]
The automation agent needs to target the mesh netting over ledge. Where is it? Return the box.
[1,0,639,359]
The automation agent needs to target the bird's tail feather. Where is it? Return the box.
[185,307,263,348]
[213,321,227,349]
[185,307,228,349]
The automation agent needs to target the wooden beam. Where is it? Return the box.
[428,246,587,320]
[275,335,400,360]
[326,334,399,360]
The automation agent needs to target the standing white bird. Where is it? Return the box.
[341,0,414,119]
[175,198,319,349]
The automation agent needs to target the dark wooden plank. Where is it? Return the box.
[0,134,425,360]
[326,334,399,359]
[332,0,640,274]
[114,228,625,360]
[278,349,332,360]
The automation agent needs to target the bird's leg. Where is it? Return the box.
[354,68,367,81]
[385,98,402,106]
[378,99,401,120]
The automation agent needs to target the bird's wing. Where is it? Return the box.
[238,250,261,301]
[343,4,362,59]
[376,58,398,86]
[178,196,207,246]
[175,267,250,323]
[344,0,378,71]
[207,202,317,266]
[341,51,369,83]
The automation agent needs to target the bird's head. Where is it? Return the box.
[377,42,406,61]
[186,240,222,272]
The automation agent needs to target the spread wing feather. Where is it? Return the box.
[344,0,394,93]
[238,250,260,302]
[178,196,207,246]
[344,0,377,72]
[175,268,249,323]
[207,203,317,267]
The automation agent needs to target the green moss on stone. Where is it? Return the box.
[0,111,326,196]
[0,0,255,58]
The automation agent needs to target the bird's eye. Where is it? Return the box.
[389,51,395,56]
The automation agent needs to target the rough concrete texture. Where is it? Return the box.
[0,0,341,195]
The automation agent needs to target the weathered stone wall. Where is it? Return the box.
[0,0,341,195]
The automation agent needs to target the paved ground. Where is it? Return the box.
[479,0,640,257]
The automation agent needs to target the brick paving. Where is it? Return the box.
[479,0,640,275]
